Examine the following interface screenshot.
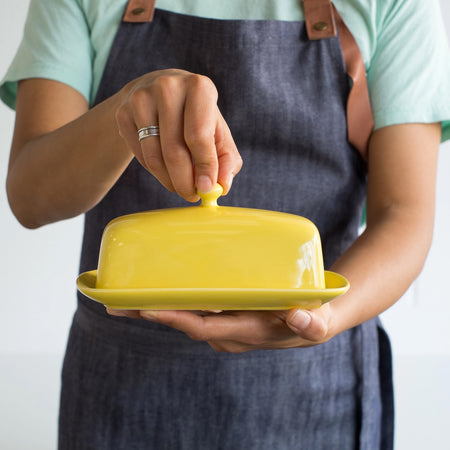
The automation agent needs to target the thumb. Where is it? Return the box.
[286,309,329,342]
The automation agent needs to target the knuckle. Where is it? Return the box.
[217,146,243,175]
[194,158,219,177]
[187,330,208,342]
[129,88,150,112]
[187,74,218,98]
[143,153,163,173]
[187,320,216,342]
[114,105,129,129]
[306,322,329,344]
[153,74,179,99]
[174,184,196,200]
[163,147,188,166]
[315,327,329,342]
[184,128,214,151]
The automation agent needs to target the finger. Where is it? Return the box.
[140,134,178,193]
[118,91,175,191]
[106,308,142,319]
[129,88,177,193]
[155,76,198,201]
[183,75,220,193]
[139,310,293,345]
[139,310,230,341]
[285,307,330,342]
[215,111,243,195]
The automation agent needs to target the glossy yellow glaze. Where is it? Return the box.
[76,184,350,309]
[96,184,325,290]
[78,270,349,310]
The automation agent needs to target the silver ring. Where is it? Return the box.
[138,126,160,141]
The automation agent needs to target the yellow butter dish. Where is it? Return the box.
[77,184,349,310]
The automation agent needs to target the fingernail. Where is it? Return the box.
[140,311,159,321]
[288,310,311,332]
[197,175,213,193]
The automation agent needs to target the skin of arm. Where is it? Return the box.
[8,79,129,228]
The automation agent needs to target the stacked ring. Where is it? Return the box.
[138,126,160,141]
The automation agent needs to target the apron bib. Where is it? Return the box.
[60,2,393,449]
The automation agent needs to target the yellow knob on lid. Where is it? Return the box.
[198,183,223,207]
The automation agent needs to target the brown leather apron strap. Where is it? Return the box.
[333,6,374,159]
[304,0,373,159]
[123,0,156,23]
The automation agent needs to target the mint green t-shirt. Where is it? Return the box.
[2,0,450,140]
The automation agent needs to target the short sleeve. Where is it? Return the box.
[0,0,93,109]
[367,0,450,142]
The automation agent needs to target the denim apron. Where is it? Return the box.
[59,2,394,449]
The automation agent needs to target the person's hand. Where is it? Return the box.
[115,69,242,201]
[106,305,334,353]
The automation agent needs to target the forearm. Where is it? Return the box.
[7,89,133,228]
[328,123,440,336]
[329,206,434,335]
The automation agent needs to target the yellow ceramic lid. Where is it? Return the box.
[77,184,349,309]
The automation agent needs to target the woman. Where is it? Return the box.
[2,0,450,448]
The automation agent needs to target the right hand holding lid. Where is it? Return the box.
[115,69,242,201]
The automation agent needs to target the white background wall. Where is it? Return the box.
[0,1,449,449]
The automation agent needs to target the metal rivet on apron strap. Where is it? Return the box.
[131,7,146,16]
[304,0,373,159]
[313,21,329,32]
[303,0,337,39]
[123,0,156,23]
